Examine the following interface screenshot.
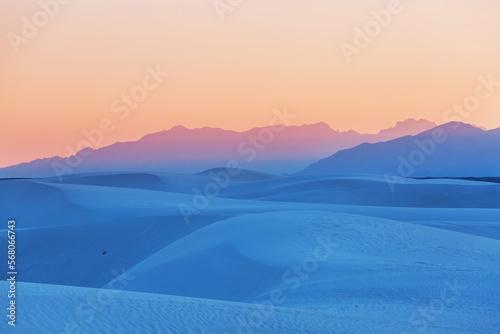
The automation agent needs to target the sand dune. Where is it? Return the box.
[1,171,499,333]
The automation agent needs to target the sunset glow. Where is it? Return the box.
[1,0,500,167]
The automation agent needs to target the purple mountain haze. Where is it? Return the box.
[0,119,436,178]
[300,122,500,178]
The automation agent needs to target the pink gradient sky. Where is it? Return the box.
[1,0,500,167]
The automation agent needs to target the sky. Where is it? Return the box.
[1,0,500,167]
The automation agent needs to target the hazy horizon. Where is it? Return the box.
[2,0,500,166]
[0,117,440,168]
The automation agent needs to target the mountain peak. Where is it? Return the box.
[300,122,333,131]
[310,122,331,128]
[170,125,189,132]
[433,122,485,135]
[377,119,436,137]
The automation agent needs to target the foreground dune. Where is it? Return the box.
[0,172,499,333]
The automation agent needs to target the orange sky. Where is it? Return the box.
[1,0,500,167]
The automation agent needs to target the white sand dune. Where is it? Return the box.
[3,173,500,228]
[0,172,499,333]
[1,278,498,334]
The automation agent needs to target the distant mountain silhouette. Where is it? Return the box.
[300,122,500,177]
[0,119,436,178]
[374,119,436,140]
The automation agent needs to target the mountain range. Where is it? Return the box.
[0,119,436,178]
[300,122,500,178]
